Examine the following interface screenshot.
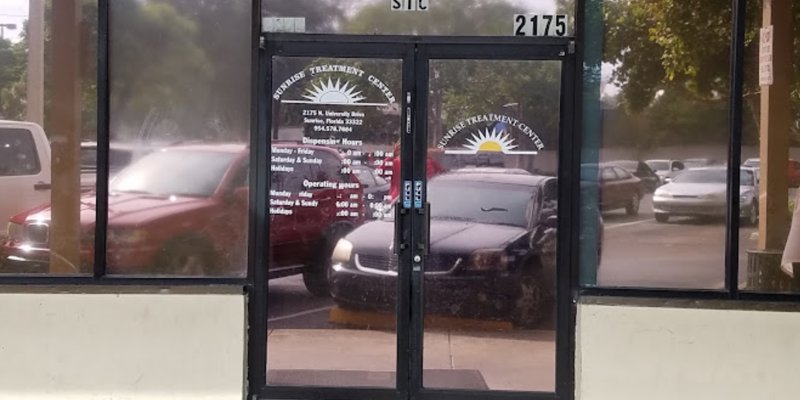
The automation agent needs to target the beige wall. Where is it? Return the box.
[577,299,800,400]
[0,291,245,400]
[4,291,800,399]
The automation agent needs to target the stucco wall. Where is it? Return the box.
[0,290,245,400]
[577,299,800,400]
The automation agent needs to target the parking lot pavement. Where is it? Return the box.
[599,194,754,289]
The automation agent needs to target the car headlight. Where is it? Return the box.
[107,229,148,246]
[6,222,25,242]
[331,239,353,264]
[466,249,509,271]
[654,190,672,198]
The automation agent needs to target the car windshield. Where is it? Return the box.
[610,161,637,171]
[646,160,669,171]
[741,169,755,186]
[427,180,533,228]
[683,159,709,168]
[111,150,236,197]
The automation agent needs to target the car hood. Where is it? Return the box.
[19,192,213,227]
[658,182,753,197]
[345,219,528,254]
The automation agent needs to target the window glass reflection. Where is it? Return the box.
[741,0,799,293]
[0,1,96,275]
[103,0,251,277]
[267,56,402,388]
[581,0,733,289]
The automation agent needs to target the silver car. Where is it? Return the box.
[652,167,758,225]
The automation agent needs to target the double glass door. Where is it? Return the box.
[260,36,574,400]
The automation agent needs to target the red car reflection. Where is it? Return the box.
[1,143,364,294]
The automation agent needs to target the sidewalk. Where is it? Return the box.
[266,309,555,392]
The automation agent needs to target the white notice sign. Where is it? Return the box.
[759,25,773,86]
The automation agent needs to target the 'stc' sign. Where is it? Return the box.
[390,0,429,11]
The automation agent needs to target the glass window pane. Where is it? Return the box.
[262,0,575,37]
[580,0,732,289]
[0,1,96,275]
[106,0,251,276]
[740,0,799,293]
[267,56,402,388]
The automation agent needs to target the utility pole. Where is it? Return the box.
[26,0,45,126]
[50,0,82,273]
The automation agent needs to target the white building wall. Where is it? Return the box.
[0,291,245,400]
[577,300,800,400]
[3,291,800,399]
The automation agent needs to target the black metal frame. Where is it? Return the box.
[255,33,576,400]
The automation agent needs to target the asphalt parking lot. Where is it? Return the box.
[265,193,754,391]
[268,194,756,328]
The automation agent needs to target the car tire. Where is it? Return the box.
[303,224,353,297]
[625,193,640,216]
[655,213,669,223]
[742,203,758,227]
[157,237,215,276]
[510,267,550,328]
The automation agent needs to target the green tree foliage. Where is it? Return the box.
[0,37,27,121]
[604,0,799,146]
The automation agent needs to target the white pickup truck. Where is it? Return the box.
[0,120,51,239]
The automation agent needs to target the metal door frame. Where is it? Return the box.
[251,34,577,400]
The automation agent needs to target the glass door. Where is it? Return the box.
[263,40,414,396]
[411,42,573,397]
[256,36,575,400]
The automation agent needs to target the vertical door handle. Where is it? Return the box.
[417,202,430,256]
[393,205,407,255]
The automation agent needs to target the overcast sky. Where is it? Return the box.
[0,0,26,42]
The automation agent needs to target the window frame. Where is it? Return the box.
[578,0,800,303]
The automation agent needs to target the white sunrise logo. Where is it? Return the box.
[444,128,539,155]
[303,78,365,104]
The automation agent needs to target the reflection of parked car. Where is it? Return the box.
[652,167,758,225]
[330,172,563,327]
[1,143,364,295]
[645,159,685,184]
[592,164,643,215]
[0,121,51,240]
[742,158,760,168]
[352,165,390,219]
[742,158,800,188]
[454,166,531,175]
[682,158,718,169]
[607,160,659,193]
[79,142,161,191]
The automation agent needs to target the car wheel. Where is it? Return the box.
[742,203,758,227]
[157,238,214,276]
[655,213,669,223]
[510,268,550,328]
[303,224,353,297]
[625,193,640,216]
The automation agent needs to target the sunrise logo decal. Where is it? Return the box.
[444,128,539,155]
[300,79,365,104]
[272,64,396,108]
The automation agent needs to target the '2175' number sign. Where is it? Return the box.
[514,14,568,37]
